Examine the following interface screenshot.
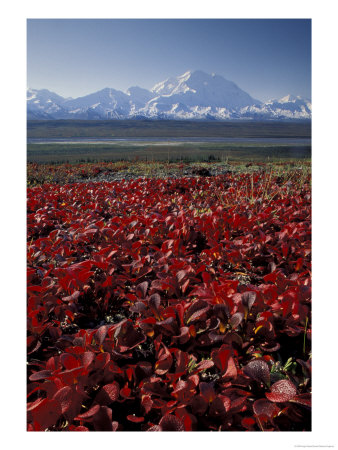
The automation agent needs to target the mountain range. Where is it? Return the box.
[27,70,311,121]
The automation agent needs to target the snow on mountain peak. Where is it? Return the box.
[178,70,193,80]
[27,72,311,120]
[279,94,300,103]
[151,76,178,95]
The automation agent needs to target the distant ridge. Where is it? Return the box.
[27,70,311,121]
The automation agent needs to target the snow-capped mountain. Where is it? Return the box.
[27,88,70,118]
[62,88,132,119]
[151,70,259,108]
[27,70,311,120]
[239,95,312,120]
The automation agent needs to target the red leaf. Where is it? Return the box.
[29,370,52,381]
[120,383,132,398]
[136,281,148,298]
[82,351,95,369]
[92,406,113,431]
[290,393,311,408]
[94,352,111,369]
[243,359,270,386]
[27,398,61,430]
[149,293,161,314]
[155,346,173,375]
[186,305,209,324]
[241,291,256,311]
[194,359,215,373]
[127,415,144,423]
[62,290,81,303]
[282,243,289,258]
[209,396,231,417]
[115,321,146,352]
[176,270,187,284]
[241,417,256,430]
[265,380,297,403]
[141,395,153,414]
[95,325,108,346]
[211,344,231,373]
[142,380,167,398]
[130,301,147,314]
[222,388,250,413]
[171,379,196,403]
[224,356,237,379]
[95,382,120,405]
[202,271,212,284]
[58,366,84,385]
[181,279,190,294]
[253,398,280,419]
[172,326,190,345]
[295,257,303,272]
[53,386,73,414]
[229,312,244,329]
[156,317,178,335]
[75,404,100,420]
[159,414,184,431]
[60,353,79,370]
[185,299,209,324]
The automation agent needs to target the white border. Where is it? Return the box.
[1,1,336,449]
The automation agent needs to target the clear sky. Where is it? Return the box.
[27,19,311,101]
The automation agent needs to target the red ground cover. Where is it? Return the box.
[27,171,311,431]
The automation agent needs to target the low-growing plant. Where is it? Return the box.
[27,165,311,431]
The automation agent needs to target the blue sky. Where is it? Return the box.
[27,19,311,101]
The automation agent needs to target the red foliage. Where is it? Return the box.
[27,170,311,431]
